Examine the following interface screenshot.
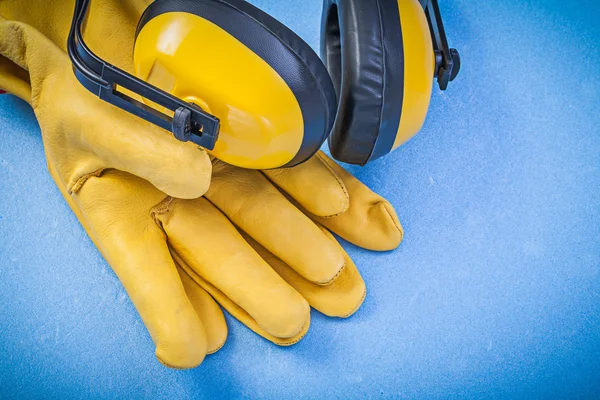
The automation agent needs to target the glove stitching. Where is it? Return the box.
[315,152,349,218]
[150,196,175,228]
[69,168,105,194]
[206,339,226,355]
[380,202,404,241]
[340,287,367,319]
[273,318,310,346]
[157,357,203,370]
[318,258,347,286]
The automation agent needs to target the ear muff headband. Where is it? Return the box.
[135,0,337,169]
[68,0,221,152]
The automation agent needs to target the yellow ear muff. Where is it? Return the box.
[392,0,435,151]
[134,12,305,169]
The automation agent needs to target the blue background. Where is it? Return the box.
[1,0,599,398]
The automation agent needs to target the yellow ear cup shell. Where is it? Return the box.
[134,12,305,169]
[392,0,435,150]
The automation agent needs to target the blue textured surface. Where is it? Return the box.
[1,0,599,398]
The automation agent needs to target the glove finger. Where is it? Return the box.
[0,18,212,200]
[72,170,208,369]
[0,55,32,103]
[172,251,310,346]
[176,266,227,354]
[205,162,345,285]
[155,197,310,339]
[83,110,213,200]
[308,153,404,251]
[241,227,366,318]
[262,152,349,217]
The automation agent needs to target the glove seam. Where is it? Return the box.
[150,196,175,228]
[272,318,310,346]
[69,168,105,194]
[157,357,203,370]
[315,152,350,218]
[206,339,226,355]
[318,258,347,286]
[339,287,367,318]
[381,202,404,240]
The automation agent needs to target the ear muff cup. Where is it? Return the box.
[322,0,408,165]
[136,0,337,168]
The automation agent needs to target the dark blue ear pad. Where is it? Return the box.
[137,0,338,167]
[321,0,405,165]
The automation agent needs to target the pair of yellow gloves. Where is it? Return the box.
[0,0,403,369]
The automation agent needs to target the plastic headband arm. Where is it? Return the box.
[67,0,220,149]
[422,0,461,90]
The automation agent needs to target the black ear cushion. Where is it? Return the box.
[321,0,405,165]
[136,0,337,167]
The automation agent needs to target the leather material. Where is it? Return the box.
[0,0,403,369]
[321,0,405,165]
[138,0,338,167]
[0,2,211,200]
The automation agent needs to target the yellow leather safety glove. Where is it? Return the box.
[0,0,404,369]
